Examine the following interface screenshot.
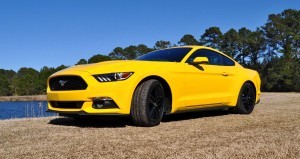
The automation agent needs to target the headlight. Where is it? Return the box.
[93,72,134,82]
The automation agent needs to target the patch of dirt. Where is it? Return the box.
[0,93,299,158]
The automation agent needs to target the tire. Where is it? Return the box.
[232,82,256,114]
[131,79,165,127]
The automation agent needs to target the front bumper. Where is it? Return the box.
[47,71,136,115]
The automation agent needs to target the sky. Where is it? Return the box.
[0,0,299,71]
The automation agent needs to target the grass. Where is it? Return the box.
[0,93,299,158]
[0,95,46,101]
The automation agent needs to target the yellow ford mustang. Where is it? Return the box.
[47,46,261,126]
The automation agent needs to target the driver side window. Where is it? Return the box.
[186,49,223,66]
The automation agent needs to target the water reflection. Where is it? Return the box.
[0,101,57,120]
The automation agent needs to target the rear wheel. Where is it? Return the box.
[233,82,256,114]
[131,79,165,127]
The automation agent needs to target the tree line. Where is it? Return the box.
[0,9,299,96]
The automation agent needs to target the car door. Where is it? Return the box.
[184,49,236,108]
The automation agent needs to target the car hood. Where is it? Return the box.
[53,60,175,75]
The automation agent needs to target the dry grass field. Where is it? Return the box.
[0,93,299,159]
[0,95,46,101]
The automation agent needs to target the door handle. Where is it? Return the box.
[222,72,228,76]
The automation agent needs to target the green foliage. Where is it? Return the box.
[0,76,10,96]
[108,47,126,60]
[199,27,223,50]
[88,54,111,63]
[0,9,299,95]
[235,27,252,65]
[15,68,40,95]
[123,46,140,60]
[37,66,57,94]
[136,44,154,56]
[154,40,172,50]
[109,45,154,60]
[0,65,68,96]
[76,59,88,65]
[262,9,300,60]
[0,69,15,96]
[260,9,300,91]
[261,58,300,92]
[247,29,267,69]
[179,34,198,45]
[222,28,239,57]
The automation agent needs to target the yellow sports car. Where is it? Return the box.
[47,46,261,126]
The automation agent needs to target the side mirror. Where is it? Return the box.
[190,57,209,65]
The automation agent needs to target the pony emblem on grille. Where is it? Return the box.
[59,80,68,87]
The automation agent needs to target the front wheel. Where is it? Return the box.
[131,79,165,127]
[232,83,256,114]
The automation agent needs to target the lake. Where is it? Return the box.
[0,101,57,120]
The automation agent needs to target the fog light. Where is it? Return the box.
[93,100,104,109]
[92,97,119,109]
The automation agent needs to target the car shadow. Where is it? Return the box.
[162,109,229,122]
[48,109,229,128]
[48,116,134,128]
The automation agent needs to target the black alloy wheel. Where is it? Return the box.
[131,79,165,127]
[148,85,164,122]
[233,82,256,114]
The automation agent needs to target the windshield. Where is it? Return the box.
[135,48,192,62]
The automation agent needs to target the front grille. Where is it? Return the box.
[49,76,88,91]
[50,101,84,109]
